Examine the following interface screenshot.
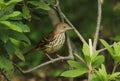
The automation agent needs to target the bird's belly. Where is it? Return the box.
[44,34,65,54]
[44,43,63,54]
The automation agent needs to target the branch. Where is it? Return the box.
[0,69,10,81]
[99,41,120,52]
[19,56,72,73]
[66,35,74,59]
[48,8,60,25]
[13,63,24,75]
[93,0,102,50]
[61,12,88,44]
[55,0,64,22]
[88,39,93,81]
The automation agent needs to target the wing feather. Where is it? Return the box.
[35,32,55,49]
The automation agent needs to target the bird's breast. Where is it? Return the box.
[44,33,65,54]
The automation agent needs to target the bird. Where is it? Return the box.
[24,22,72,60]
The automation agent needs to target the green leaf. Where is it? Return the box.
[100,64,107,78]
[67,60,88,70]
[95,64,108,81]
[112,42,120,62]
[113,42,120,55]
[4,40,16,54]
[22,5,31,19]
[61,69,88,77]
[74,53,86,64]
[91,51,100,61]
[0,21,22,32]
[6,0,22,6]
[10,21,30,32]
[84,55,91,64]
[28,1,51,10]
[100,39,120,62]
[14,48,25,62]
[82,43,90,56]
[100,39,114,56]
[109,72,120,80]
[82,43,91,64]
[9,30,31,44]
[9,37,20,46]
[0,11,21,20]
[95,70,105,81]
[0,57,14,78]
[4,39,25,61]
[92,55,104,68]
[0,3,14,16]
[0,27,9,43]
[92,74,101,81]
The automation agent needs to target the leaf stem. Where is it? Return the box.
[112,61,118,74]
[88,63,92,81]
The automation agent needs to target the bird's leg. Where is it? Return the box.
[45,53,54,62]
[57,54,64,62]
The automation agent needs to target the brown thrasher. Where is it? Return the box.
[24,22,72,60]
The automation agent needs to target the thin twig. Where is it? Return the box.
[55,0,64,22]
[99,41,120,52]
[88,39,93,81]
[88,62,92,81]
[0,69,10,81]
[61,12,88,44]
[48,8,60,25]
[67,35,74,59]
[13,63,24,75]
[93,0,102,50]
[21,56,73,73]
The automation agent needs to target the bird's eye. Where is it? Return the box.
[63,26,66,28]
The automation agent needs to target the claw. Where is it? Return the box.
[57,54,64,62]
[45,54,54,63]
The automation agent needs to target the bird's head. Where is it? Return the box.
[53,22,72,34]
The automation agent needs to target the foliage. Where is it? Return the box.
[0,0,53,79]
[61,43,104,77]
[100,39,120,63]
[92,64,120,81]
[61,40,120,81]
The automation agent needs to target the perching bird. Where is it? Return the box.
[24,22,72,60]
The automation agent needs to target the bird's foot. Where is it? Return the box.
[57,54,64,62]
[46,54,54,63]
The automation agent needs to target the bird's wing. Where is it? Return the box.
[36,32,55,49]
